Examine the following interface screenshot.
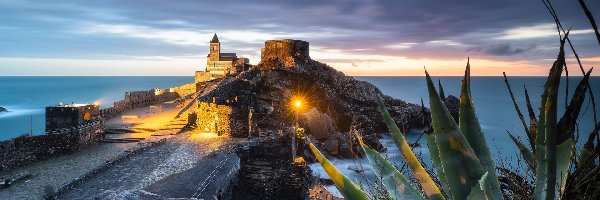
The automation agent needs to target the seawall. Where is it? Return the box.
[0,83,195,173]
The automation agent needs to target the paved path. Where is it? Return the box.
[0,102,187,199]
[57,132,246,199]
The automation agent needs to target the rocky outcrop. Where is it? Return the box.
[444,95,460,123]
[199,39,430,157]
[0,107,7,113]
[231,135,311,200]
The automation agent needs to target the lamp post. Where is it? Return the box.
[292,99,305,165]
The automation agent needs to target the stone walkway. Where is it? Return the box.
[57,131,246,199]
[0,102,188,199]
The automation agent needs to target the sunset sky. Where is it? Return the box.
[1,0,599,76]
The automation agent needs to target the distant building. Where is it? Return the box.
[45,103,100,131]
[205,33,250,78]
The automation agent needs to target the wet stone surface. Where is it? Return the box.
[56,132,245,199]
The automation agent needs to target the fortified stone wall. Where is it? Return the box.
[0,120,104,172]
[258,39,310,70]
[100,89,179,120]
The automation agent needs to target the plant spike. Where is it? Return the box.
[503,72,532,148]
[355,131,428,200]
[524,85,538,148]
[422,98,452,198]
[533,60,553,200]
[460,60,503,199]
[377,98,444,199]
[425,69,486,200]
[507,131,536,172]
[307,138,370,200]
[439,80,446,101]
[544,34,567,200]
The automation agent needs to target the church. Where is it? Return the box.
[205,33,250,78]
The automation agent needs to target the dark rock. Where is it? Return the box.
[0,107,7,113]
[231,135,311,200]
[444,95,460,123]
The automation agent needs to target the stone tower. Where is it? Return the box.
[209,33,220,61]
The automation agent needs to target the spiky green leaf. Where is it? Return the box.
[425,134,451,198]
[356,132,426,200]
[307,139,370,200]
[467,172,491,200]
[459,60,503,199]
[508,132,536,171]
[425,70,485,200]
[544,35,566,200]
[377,98,444,199]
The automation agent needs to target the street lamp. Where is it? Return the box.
[291,97,306,165]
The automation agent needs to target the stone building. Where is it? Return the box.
[205,33,250,78]
[45,103,100,131]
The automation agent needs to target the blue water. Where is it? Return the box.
[0,76,193,141]
[355,76,600,155]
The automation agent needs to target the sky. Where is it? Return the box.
[0,0,599,76]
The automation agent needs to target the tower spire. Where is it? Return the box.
[210,33,219,43]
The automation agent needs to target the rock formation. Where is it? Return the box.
[199,39,430,158]
[0,107,7,113]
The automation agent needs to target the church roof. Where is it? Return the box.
[210,33,219,43]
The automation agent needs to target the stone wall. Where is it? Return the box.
[0,120,104,172]
[195,71,212,83]
[194,102,232,136]
[100,89,179,120]
[258,39,310,70]
[192,101,251,137]
[169,83,196,97]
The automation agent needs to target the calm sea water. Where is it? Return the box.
[0,76,193,141]
[355,76,600,151]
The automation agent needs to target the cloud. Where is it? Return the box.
[1,0,599,75]
[495,23,594,40]
[468,43,537,56]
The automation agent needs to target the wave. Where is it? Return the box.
[0,106,43,119]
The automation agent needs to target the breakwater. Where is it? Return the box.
[0,85,193,173]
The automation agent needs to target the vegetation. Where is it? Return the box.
[308,1,600,199]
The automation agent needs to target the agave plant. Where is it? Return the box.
[308,57,506,199]
[308,31,599,200]
[503,33,598,199]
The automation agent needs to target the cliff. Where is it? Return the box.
[199,39,429,157]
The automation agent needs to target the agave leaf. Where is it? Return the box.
[355,132,426,200]
[555,139,574,198]
[533,55,563,200]
[377,98,444,199]
[544,35,567,200]
[439,80,446,101]
[307,139,370,200]
[425,70,485,200]
[425,134,451,198]
[508,132,536,171]
[503,72,532,146]
[524,86,538,147]
[467,172,491,200]
[459,60,503,199]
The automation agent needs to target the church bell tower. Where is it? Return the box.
[209,33,220,61]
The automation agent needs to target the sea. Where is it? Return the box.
[0,76,193,141]
[1,76,598,195]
